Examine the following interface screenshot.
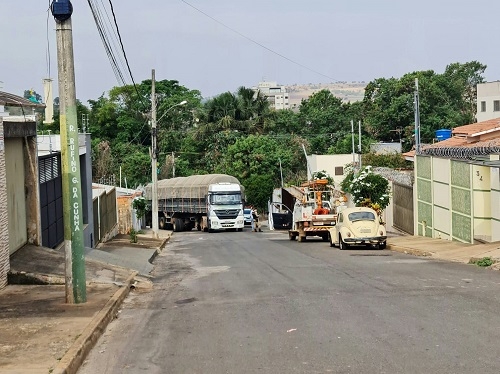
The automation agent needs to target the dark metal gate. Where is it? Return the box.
[392,182,414,235]
[39,153,64,249]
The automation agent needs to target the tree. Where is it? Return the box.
[340,166,391,214]
[298,89,349,153]
[216,135,293,210]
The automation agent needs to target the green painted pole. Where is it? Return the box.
[53,5,86,304]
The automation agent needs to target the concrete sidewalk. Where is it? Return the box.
[0,229,170,374]
[387,234,500,266]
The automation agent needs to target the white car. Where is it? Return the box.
[328,207,387,250]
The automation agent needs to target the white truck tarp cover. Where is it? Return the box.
[145,174,243,200]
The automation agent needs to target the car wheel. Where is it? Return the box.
[339,235,348,250]
[328,233,335,247]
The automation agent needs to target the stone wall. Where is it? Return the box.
[0,120,10,288]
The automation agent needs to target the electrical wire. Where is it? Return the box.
[87,0,127,86]
[180,0,340,83]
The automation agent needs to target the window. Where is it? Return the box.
[481,101,486,112]
[335,166,344,176]
[494,100,500,112]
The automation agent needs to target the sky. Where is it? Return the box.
[1,0,500,104]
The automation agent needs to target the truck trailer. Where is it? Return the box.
[144,174,245,232]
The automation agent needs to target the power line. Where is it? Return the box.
[87,0,127,85]
[180,0,340,83]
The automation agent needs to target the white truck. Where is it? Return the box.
[287,179,339,242]
[144,174,245,232]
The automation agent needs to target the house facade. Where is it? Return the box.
[0,91,45,289]
[414,119,500,243]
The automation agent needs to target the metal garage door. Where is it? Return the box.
[39,153,64,249]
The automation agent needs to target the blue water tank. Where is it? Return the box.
[435,129,452,141]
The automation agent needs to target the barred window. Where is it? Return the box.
[494,100,500,112]
[39,154,60,183]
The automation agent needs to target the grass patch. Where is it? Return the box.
[469,257,494,267]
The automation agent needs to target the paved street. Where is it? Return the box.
[79,229,500,374]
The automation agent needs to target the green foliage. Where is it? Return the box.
[340,166,390,211]
[470,257,494,267]
[244,174,275,212]
[362,62,486,148]
[80,61,486,201]
[132,197,147,219]
[129,228,138,243]
[362,152,412,169]
[327,133,375,154]
[312,170,334,186]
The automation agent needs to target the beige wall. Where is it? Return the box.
[432,158,451,239]
[472,165,492,242]
[307,154,355,187]
[5,138,27,254]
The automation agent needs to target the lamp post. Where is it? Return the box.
[151,71,187,238]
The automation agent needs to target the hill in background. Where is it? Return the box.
[286,82,366,109]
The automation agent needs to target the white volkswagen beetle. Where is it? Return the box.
[328,207,387,250]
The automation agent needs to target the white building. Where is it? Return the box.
[477,81,500,122]
[306,154,355,187]
[253,81,289,110]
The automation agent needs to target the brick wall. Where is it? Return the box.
[0,121,10,289]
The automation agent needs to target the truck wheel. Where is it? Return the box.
[298,235,306,242]
[339,235,348,250]
[288,232,296,241]
[159,217,166,230]
[321,234,329,242]
[173,218,183,232]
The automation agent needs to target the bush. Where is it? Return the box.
[340,165,390,212]
[132,196,147,220]
[129,228,138,243]
[470,257,494,267]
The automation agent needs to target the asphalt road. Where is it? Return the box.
[79,228,500,374]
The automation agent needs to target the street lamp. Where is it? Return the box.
[151,83,187,238]
[157,100,187,124]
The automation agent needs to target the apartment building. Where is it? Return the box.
[253,81,289,110]
[477,81,500,122]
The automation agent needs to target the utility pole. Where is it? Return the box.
[51,0,86,304]
[358,120,362,170]
[151,69,159,239]
[171,151,175,178]
[351,120,355,166]
[414,78,421,154]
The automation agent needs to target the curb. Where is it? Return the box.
[52,271,138,374]
[148,235,171,264]
[386,244,432,257]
